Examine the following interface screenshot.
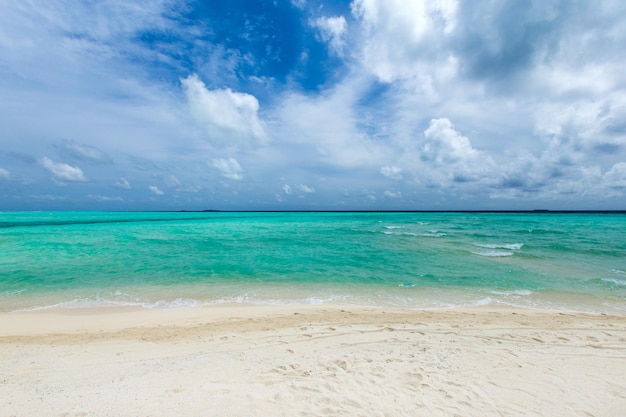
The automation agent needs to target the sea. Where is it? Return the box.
[1,211,625,314]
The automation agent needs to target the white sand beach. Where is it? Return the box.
[1,305,625,417]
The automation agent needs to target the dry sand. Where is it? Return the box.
[0,305,625,417]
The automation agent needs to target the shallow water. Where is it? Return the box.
[1,211,625,313]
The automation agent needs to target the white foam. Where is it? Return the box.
[474,297,495,306]
[473,251,514,257]
[1,289,25,296]
[382,229,445,238]
[602,278,626,286]
[490,289,532,296]
[141,298,199,309]
[474,243,523,250]
[382,231,419,237]
[421,231,446,237]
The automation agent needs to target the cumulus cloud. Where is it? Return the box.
[380,165,403,180]
[415,118,496,187]
[421,118,479,164]
[2,1,626,210]
[212,158,244,180]
[115,177,132,190]
[181,74,266,147]
[351,0,457,83]
[312,16,347,57]
[149,185,164,196]
[39,157,87,182]
[298,184,315,193]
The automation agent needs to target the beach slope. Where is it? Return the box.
[1,305,625,417]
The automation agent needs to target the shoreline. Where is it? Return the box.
[2,302,625,337]
[1,305,625,416]
[3,281,625,316]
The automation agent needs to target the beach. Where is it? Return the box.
[1,305,625,416]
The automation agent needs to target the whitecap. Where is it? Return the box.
[473,251,514,257]
[601,278,626,287]
[421,231,446,237]
[382,231,419,237]
[474,243,523,250]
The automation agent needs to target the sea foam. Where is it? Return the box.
[474,243,524,250]
[473,251,514,257]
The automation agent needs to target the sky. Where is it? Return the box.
[1,0,626,211]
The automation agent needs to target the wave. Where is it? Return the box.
[421,231,447,237]
[489,289,532,296]
[10,293,352,312]
[473,251,514,257]
[601,278,626,287]
[382,230,446,237]
[473,243,523,250]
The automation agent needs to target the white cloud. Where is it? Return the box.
[39,157,87,182]
[31,194,66,201]
[212,158,244,180]
[115,177,132,190]
[276,77,389,169]
[164,175,181,187]
[603,162,626,190]
[388,118,499,192]
[58,139,111,163]
[384,190,401,198]
[380,165,403,180]
[351,0,457,83]
[88,194,123,202]
[421,118,479,164]
[149,185,164,196]
[181,74,266,147]
[298,184,315,193]
[312,16,347,57]
[1,1,626,210]
[291,0,306,10]
[177,184,203,193]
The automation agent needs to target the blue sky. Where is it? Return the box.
[1,0,626,210]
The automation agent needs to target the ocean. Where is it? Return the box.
[1,211,625,313]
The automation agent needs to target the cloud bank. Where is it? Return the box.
[0,0,625,210]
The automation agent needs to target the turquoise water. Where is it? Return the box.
[1,211,625,313]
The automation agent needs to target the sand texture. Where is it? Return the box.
[1,305,625,417]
